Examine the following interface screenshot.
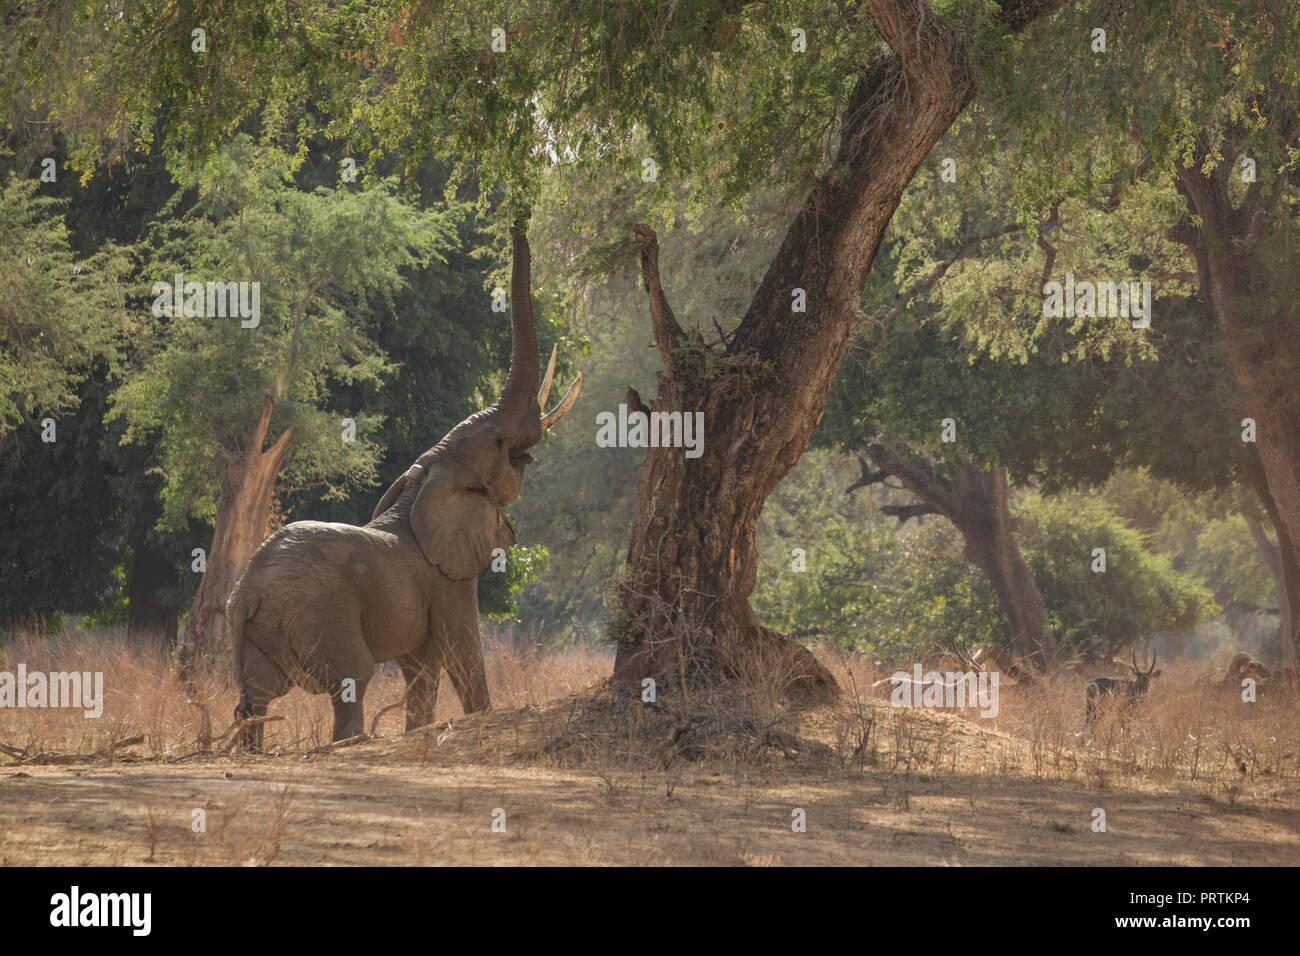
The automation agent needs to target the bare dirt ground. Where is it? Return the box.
[4,686,1299,866]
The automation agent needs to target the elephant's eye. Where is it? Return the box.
[496,437,505,451]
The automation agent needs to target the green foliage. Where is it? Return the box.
[0,169,132,443]
[818,142,1247,493]
[479,543,549,621]
[0,141,205,631]
[1188,516,1276,612]
[1,129,557,627]
[4,0,1114,226]
[752,453,1005,658]
[81,566,129,628]
[2,1,880,213]
[109,137,450,527]
[1012,493,1216,657]
[753,455,1216,661]
[0,168,144,630]
[976,0,1300,213]
[0,369,121,629]
[751,452,894,650]
[1101,469,1274,614]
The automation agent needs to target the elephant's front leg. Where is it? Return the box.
[444,617,490,714]
[398,646,444,732]
[329,675,370,741]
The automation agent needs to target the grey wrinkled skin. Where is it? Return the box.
[226,227,579,750]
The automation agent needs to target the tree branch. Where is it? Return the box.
[881,502,938,524]
[632,225,685,371]
[626,386,651,417]
[993,0,1071,31]
[863,0,954,78]
[1245,512,1283,582]
[865,442,963,519]
[861,219,1032,329]
[252,389,274,453]
[845,452,890,495]
[265,425,295,463]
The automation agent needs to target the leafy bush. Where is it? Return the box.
[754,462,1217,662]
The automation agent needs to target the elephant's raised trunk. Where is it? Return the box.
[500,224,540,412]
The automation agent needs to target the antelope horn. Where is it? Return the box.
[540,373,582,431]
[538,344,557,412]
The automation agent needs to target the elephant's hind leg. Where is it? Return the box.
[298,619,375,742]
[234,696,269,752]
[235,631,291,753]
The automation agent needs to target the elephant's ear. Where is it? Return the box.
[409,469,516,580]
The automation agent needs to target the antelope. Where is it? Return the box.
[1086,646,1160,723]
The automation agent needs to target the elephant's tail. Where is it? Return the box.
[226,584,258,717]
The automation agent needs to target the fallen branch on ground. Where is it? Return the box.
[303,734,370,755]
[12,733,145,766]
[369,686,413,736]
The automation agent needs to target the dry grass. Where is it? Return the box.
[0,627,611,760]
[3,629,1296,799]
[812,651,1300,798]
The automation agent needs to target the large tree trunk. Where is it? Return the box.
[612,0,1064,699]
[1242,450,1300,668]
[126,540,179,648]
[863,447,1055,668]
[1173,128,1300,667]
[178,392,292,674]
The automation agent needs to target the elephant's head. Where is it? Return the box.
[370,225,581,579]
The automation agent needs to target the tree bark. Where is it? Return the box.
[1172,126,1300,667]
[179,392,292,671]
[612,0,1065,699]
[126,541,179,649]
[864,446,1055,668]
[1242,450,1300,668]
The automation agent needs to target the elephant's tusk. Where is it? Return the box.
[537,344,557,413]
[540,373,582,431]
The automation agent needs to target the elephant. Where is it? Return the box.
[225,226,580,750]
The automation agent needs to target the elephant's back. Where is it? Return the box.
[247,521,394,582]
[265,519,370,546]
